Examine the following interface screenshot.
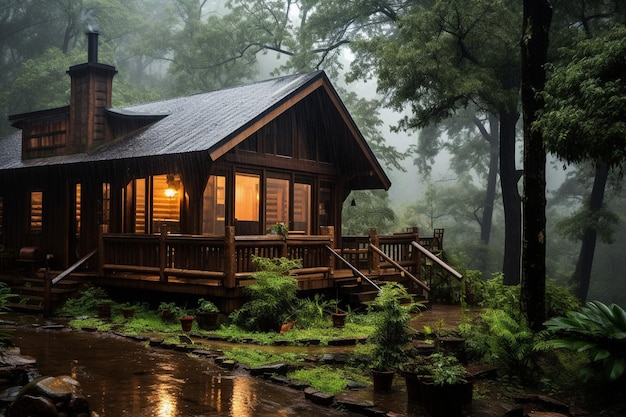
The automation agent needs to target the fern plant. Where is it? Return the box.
[543,301,626,382]
[229,256,302,332]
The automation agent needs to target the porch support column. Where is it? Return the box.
[224,226,236,288]
[321,226,335,273]
[369,228,380,276]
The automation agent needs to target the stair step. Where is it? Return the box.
[5,302,44,313]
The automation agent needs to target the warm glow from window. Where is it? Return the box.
[30,191,43,231]
[293,183,311,234]
[75,184,81,236]
[266,178,289,226]
[203,176,226,235]
[235,173,259,221]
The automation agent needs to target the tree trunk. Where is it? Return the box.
[476,113,500,245]
[520,0,552,331]
[499,110,522,285]
[570,161,609,303]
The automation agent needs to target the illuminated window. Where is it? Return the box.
[30,191,43,232]
[134,178,146,233]
[202,175,226,235]
[293,183,311,234]
[235,174,259,221]
[75,184,81,237]
[235,173,260,235]
[153,174,181,233]
[102,183,110,233]
[266,178,289,227]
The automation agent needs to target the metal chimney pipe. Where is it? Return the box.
[87,31,99,64]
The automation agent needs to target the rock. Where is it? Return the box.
[248,363,289,376]
[303,387,334,406]
[7,394,57,417]
[8,375,90,417]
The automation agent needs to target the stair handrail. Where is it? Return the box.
[410,241,463,280]
[51,248,98,285]
[43,248,98,316]
[369,243,430,292]
[325,245,381,292]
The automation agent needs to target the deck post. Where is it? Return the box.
[369,228,380,275]
[224,226,236,288]
[159,224,167,282]
[43,272,52,316]
[321,226,335,273]
[98,224,104,275]
[410,227,420,288]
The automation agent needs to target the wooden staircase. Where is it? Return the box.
[5,271,83,315]
[334,272,430,308]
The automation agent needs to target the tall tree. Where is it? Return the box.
[520,0,552,330]
[349,0,523,284]
[535,24,626,302]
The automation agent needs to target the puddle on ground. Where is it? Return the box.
[10,327,368,417]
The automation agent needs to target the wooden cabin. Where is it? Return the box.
[0,33,453,314]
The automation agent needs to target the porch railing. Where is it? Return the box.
[99,225,336,288]
[97,225,444,291]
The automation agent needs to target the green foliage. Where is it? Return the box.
[543,301,626,382]
[536,26,626,168]
[223,347,302,367]
[287,365,369,395]
[368,282,418,371]
[423,353,468,387]
[196,298,219,313]
[342,190,397,235]
[461,308,539,382]
[229,256,302,332]
[58,286,113,317]
[294,294,339,329]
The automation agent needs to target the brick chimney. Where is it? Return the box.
[67,31,117,152]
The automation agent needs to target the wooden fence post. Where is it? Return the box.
[369,228,380,275]
[98,224,105,275]
[224,226,236,288]
[321,226,335,273]
[159,223,167,282]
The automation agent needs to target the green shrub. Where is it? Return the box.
[58,286,112,316]
[369,282,419,371]
[543,301,626,382]
[229,256,302,332]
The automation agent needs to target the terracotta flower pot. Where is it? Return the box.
[371,369,395,392]
[179,316,194,332]
[97,303,111,319]
[195,311,218,330]
[122,308,135,319]
[331,312,347,328]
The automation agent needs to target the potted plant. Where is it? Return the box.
[178,306,194,332]
[368,282,419,392]
[403,352,472,417]
[195,298,220,330]
[121,303,136,319]
[158,301,178,322]
[267,222,288,238]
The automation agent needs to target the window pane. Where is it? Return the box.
[266,178,289,228]
[293,183,310,234]
[153,174,181,233]
[203,175,226,235]
[235,173,260,235]
[135,179,146,233]
[30,191,43,231]
[102,183,110,233]
[75,184,81,237]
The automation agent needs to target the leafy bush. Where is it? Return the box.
[58,286,112,316]
[369,282,419,371]
[294,294,338,329]
[461,308,540,382]
[543,301,626,382]
[229,256,302,332]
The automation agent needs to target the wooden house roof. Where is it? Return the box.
[1,71,390,190]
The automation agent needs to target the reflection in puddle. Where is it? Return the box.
[231,376,255,417]
[10,327,363,417]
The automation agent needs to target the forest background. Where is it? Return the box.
[1,0,624,307]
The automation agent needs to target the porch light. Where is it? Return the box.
[165,174,180,198]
